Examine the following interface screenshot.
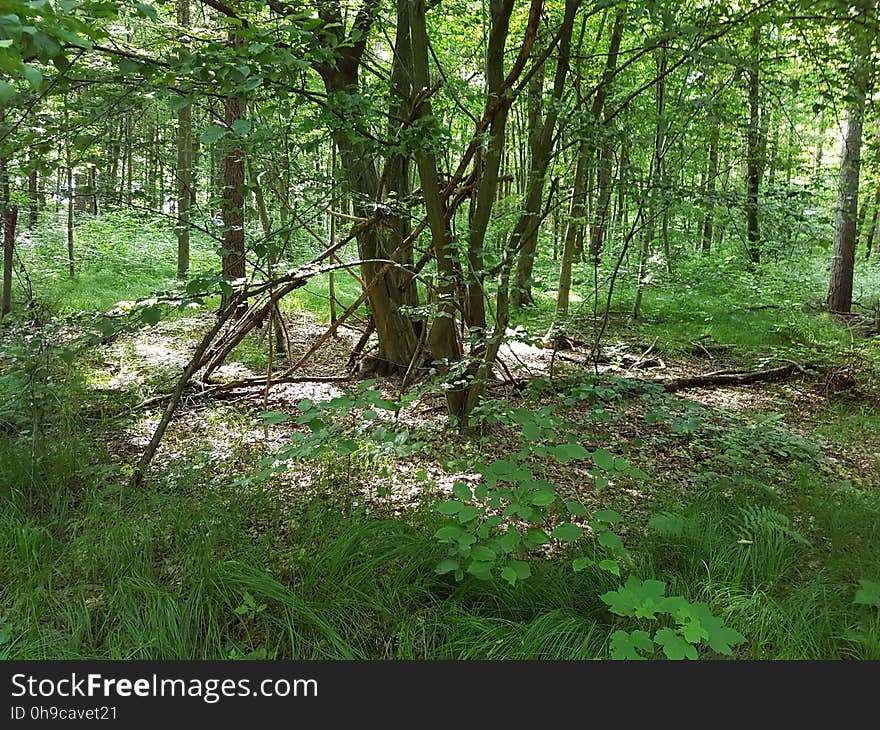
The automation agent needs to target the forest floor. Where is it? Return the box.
[2,221,880,659]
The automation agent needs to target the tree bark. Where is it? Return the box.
[701,124,719,254]
[509,0,578,309]
[828,16,870,314]
[176,0,192,279]
[27,167,38,229]
[745,22,763,264]
[1,156,16,316]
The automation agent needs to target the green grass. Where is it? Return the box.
[1,366,878,660]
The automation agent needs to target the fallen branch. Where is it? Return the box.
[658,363,814,393]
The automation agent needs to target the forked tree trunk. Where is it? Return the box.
[509,0,578,309]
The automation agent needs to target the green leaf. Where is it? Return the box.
[259,410,289,425]
[572,556,595,572]
[466,560,493,578]
[593,509,622,525]
[592,449,615,471]
[0,79,18,103]
[654,628,698,660]
[22,64,41,89]
[434,525,463,542]
[134,2,158,21]
[452,481,471,500]
[524,527,551,547]
[598,559,620,576]
[140,304,162,325]
[434,559,458,575]
[506,560,531,581]
[530,490,556,506]
[497,527,520,552]
[601,576,667,618]
[550,523,583,542]
[436,501,463,515]
[231,118,251,136]
[854,579,880,608]
[609,629,654,660]
[500,566,518,586]
[598,530,625,553]
[470,545,496,562]
[201,124,228,144]
[550,443,590,463]
[457,505,480,523]
[565,500,588,516]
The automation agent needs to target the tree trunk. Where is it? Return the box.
[633,40,668,320]
[176,0,192,279]
[701,124,719,254]
[509,0,578,309]
[27,167,38,229]
[313,2,419,373]
[220,39,246,312]
[0,156,16,316]
[745,22,763,263]
[828,18,870,314]
[66,131,75,278]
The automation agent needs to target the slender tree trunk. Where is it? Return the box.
[865,198,878,260]
[547,10,624,340]
[175,0,192,278]
[828,18,870,314]
[633,40,668,320]
[65,110,75,278]
[27,167,38,229]
[220,35,246,312]
[745,22,763,263]
[702,124,719,254]
[0,156,16,316]
[812,108,826,183]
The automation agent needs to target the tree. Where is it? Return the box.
[827,1,873,314]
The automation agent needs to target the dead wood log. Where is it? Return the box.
[658,363,813,393]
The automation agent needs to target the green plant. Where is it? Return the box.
[603,577,746,659]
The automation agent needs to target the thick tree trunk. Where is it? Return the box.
[314,8,419,373]
[828,23,870,314]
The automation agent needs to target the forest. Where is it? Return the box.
[0,0,878,662]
